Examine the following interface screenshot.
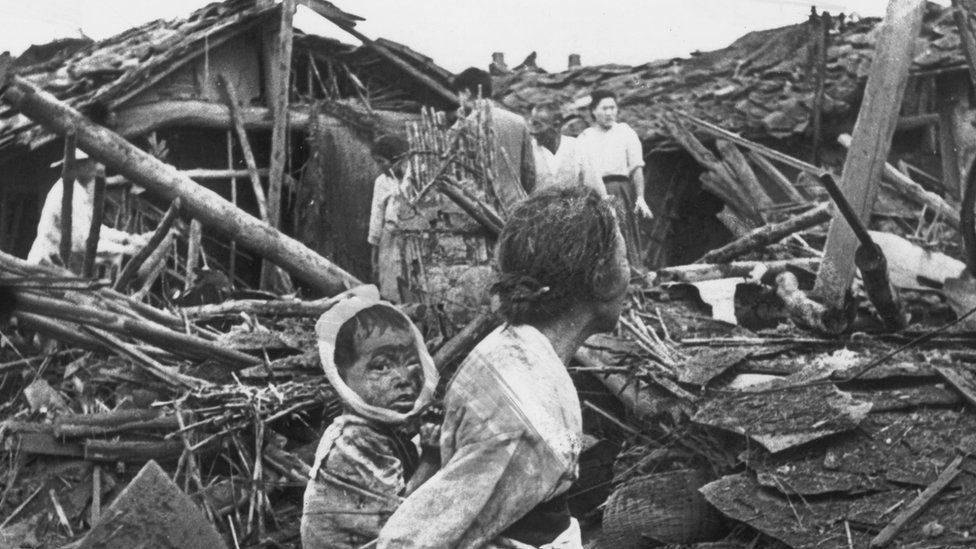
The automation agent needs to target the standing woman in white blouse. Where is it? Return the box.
[577,90,652,268]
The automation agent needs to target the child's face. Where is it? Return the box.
[345,327,423,413]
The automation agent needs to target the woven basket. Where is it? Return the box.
[601,469,725,548]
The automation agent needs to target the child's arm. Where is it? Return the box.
[405,422,441,495]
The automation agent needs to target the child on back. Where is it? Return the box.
[301,287,438,549]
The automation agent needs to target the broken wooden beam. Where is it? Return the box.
[436,179,505,236]
[869,454,965,547]
[657,258,821,284]
[219,75,269,221]
[814,0,926,309]
[302,0,458,105]
[716,140,775,217]
[113,100,312,137]
[180,286,366,319]
[837,133,960,229]
[697,203,831,264]
[747,150,807,203]
[114,198,181,292]
[3,76,361,296]
[433,312,500,377]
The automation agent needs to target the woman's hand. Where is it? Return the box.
[635,196,654,219]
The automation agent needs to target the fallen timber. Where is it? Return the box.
[1,76,360,297]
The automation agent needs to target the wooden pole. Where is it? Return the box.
[82,173,106,278]
[698,203,832,264]
[218,75,269,221]
[716,140,776,214]
[59,133,76,266]
[114,198,181,292]
[747,150,807,203]
[813,0,926,309]
[262,0,295,291]
[811,11,830,165]
[227,131,237,281]
[3,76,360,296]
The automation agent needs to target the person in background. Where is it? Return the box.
[528,102,605,197]
[577,90,652,268]
[301,288,439,549]
[452,67,536,215]
[377,186,631,548]
[28,150,149,270]
[368,135,410,302]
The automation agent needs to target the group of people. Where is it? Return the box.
[367,68,652,301]
[305,68,651,548]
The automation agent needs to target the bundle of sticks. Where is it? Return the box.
[404,100,498,208]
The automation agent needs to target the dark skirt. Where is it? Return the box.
[603,175,643,268]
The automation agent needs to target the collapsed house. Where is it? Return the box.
[0,0,456,287]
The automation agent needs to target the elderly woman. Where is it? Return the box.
[377,186,630,548]
[577,90,652,268]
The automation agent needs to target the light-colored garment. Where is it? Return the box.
[377,323,583,549]
[368,173,402,247]
[301,415,415,549]
[577,122,645,179]
[28,179,140,265]
[532,136,606,197]
[475,102,537,216]
[368,173,405,301]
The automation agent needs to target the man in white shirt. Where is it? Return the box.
[28,151,148,271]
[529,103,606,197]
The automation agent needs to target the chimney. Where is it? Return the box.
[490,52,510,75]
[568,54,581,70]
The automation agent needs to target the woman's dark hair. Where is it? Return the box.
[372,134,409,163]
[334,305,412,378]
[452,67,493,98]
[492,186,621,325]
[588,89,617,113]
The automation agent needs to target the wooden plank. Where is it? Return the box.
[813,0,926,309]
[3,76,360,296]
[262,0,295,292]
[869,454,965,547]
[934,363,976,408]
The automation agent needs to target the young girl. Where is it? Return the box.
[301,287,438,549]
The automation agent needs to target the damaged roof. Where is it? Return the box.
[495,2,966,144]
[0,0,453,156]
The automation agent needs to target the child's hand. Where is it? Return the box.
[419,422,441,449]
